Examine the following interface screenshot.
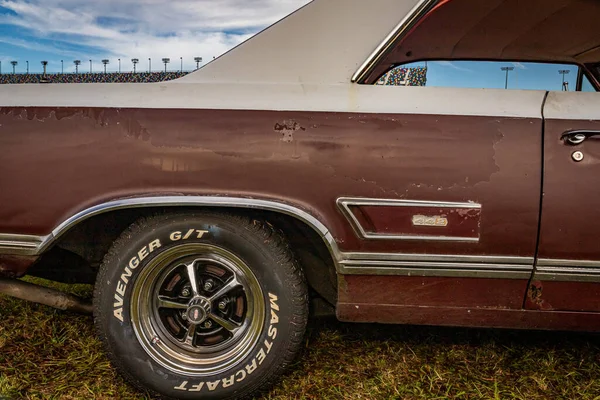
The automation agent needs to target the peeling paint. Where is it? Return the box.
[274,119,305,142]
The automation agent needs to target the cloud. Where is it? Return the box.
[512,62,527,70]
[434,61,473,72]
[0,0,310,71]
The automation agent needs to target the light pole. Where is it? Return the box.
[559,69,571,91]
[194,57,202,70]
[132,58,139,73]
[180,56,183,72]
[26,60,29,74]
[74,60,81,74]
[89,59,92,73]
[148,58,151,72]
[61,60,64,74]
[41,61,48,75]
[10,61,17,74]
[102,59,110,73]
[162,58,170,72]
[501,66,514,89]
[118,58,121,73]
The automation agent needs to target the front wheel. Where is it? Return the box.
[93,212,308,399]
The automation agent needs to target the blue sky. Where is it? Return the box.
[404,61,586,92]
[0,0,309,73]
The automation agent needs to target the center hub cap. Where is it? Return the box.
[186,297,211,324]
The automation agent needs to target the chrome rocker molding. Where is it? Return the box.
[535,259,600,283]
[0,234,44,256]
[338,253,534,280]
[337,197,481,242]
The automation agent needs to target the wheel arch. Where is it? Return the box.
[37,196,340,304]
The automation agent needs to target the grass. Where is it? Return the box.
[2,279,600,399]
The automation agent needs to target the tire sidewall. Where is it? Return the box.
[95,214,299,399]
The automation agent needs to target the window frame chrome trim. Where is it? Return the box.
[337,197,482,242]
[351,0,438,83]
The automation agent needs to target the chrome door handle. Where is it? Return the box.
[562,130,600,145]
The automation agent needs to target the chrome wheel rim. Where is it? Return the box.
[131,243,265,376]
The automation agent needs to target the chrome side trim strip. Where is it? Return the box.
[0,234,45,256]
[339,253,533,278]
[339,260,532,280]
[43,196,340,259]
[337,197,481,242]
[537,259,600,268]
[535,259,600,282]
[342,252,533,265]
[351,0,438,83]
[0,197,339,265]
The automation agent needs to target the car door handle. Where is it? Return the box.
[562,130,600,145]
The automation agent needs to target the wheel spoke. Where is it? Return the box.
[183,323,197,346]
[185,261,200,296]
[208,276,240,302]
[156,295,188,310]
[209,312,242,334]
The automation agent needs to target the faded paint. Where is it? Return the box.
[0,107,542,261]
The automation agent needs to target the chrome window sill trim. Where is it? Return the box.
[336,197,481,243]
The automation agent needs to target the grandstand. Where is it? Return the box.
[1,68,428,86]
[0,72,189,85]
[376,66,427,86]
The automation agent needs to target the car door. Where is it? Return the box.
[337,63,551,320]
[529,90,600,312]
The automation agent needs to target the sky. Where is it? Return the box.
[0,0,310,74]
[402,61,590,92]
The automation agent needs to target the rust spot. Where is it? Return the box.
[527,281,553,311]
[274,119,305,142]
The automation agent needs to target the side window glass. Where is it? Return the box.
[377,61,588,92]
[582,74,596,92]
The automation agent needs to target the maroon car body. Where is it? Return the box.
[2,0,600,336]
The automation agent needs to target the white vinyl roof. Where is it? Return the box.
[177,0,420,85]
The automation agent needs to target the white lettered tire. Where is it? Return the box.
[93,212,308,399]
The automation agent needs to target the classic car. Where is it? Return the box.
[1,0,600,398]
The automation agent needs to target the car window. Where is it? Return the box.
[377,61,596,92]
[582,74,596,92]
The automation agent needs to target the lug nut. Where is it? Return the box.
[181,288,191,297]
[203,320,213,329]
[181,312,187,320]
[218,300,228,311]
[203,280,215,291]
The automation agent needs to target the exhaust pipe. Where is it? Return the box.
[0,278,93,315]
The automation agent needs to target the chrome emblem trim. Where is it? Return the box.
[337,197,481,242]
[412,215,448,227]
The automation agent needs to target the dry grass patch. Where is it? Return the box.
[2,278,600,399]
